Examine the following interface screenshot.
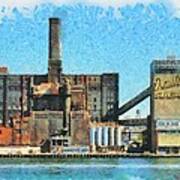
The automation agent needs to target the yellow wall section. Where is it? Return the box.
[158,133,180,146]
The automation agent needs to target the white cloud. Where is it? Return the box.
[170,0,180,8]
[0,0,157,9]
[168,0,180,17]
[0,0,179,18]
[81,0,156,8]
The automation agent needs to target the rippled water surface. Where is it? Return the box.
[0,158,180,180]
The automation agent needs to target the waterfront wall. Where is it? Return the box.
[0,146,40,155]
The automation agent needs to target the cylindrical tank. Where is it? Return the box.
[110,127,115,146]
[90,127,96,146]
[103,126,109,146]
[116,127,122,146]
[97,127,102,146]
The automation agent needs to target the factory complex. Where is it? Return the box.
[0,18,179,156]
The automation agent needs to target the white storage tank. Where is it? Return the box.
[90,127,96,146]
[116,127,122,146]
[97,127,102,146]
[110,127,115,146]
[103,126,109,146]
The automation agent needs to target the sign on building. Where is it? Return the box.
[153,74,180,120]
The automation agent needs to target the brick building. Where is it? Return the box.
[0,18,119,148]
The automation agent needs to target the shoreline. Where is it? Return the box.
[0,153,179,158]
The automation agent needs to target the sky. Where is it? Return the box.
[0,0,180,118]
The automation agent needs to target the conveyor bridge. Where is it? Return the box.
[116,87,151,116]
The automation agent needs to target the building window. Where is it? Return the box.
[93,97,97,102]
[107,104,112,110]
[94,105,97,111]
[52,140,56,146]
[15,120,21,123]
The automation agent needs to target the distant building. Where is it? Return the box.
[0,18,119,148]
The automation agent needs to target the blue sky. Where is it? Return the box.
[0,0,180,117]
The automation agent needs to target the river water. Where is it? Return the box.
[0,158,179,180]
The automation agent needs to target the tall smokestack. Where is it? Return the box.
[48,18,62,83]
[2,75,8,127]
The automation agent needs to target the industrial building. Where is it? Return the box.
[0,17,179,155]
[0,18,119,150]
[150,57,180,154]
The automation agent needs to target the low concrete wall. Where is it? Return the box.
[0,146,41,155]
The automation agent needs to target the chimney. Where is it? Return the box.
[2,75,8,126]
[48,18,62,84]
